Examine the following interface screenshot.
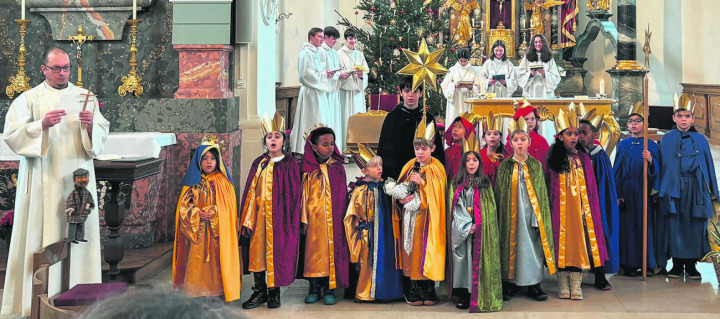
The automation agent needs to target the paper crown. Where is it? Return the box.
[674,92,695,113]
[513,98,535,120]
[350,143,378,170]
[462,131,481,154]
[508,115,529,133]
[483,111,503,132]
[415,114,436,142]
[201,135,219,147]
[580,106,604,130]
[458,110,479,124]
[261,111,285,136]
[629,101,644,117]
[555,102,580,132]
[303,123,327,141]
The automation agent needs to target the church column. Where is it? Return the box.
[171,0,233,99]
[607,0,645,129]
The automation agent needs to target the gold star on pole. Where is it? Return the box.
[396,38,448,92]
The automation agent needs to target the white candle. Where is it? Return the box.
[480,80,486,95]
[21,0,25,20]
[599,79,605,95]
[133,0,137,20]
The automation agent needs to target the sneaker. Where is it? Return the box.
[241,286,268,309]
[623,267,638,277]
[421,282,438,306]
[267,287,281,309]
[405,281,423,306]
[526,284,548,301]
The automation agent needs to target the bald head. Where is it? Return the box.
[41,47,71,89]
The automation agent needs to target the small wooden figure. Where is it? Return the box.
[65,168,95,244]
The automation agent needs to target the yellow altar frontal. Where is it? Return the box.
[466,98,621,154]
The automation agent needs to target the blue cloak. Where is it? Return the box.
[588,146,620,273]
[613,137,659,269]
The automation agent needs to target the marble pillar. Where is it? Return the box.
[616,0,637,61]
[174,45,233,99]
[607,69,646,130]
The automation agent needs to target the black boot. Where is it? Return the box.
[623,266,638,277]
[667,258,684,278]
[685,259,701,280]
[421,280,438,306]
[455,288,470,309]
[593,268,612,290]
[405,280,423,306]
[502,281,517,301]
[305,278,321,303]
[242,272,269,309]
[526,283,548,301]
[267,287,281,308]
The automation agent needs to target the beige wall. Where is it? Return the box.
[681,0,719,85]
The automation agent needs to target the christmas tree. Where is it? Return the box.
[338,0,460,117]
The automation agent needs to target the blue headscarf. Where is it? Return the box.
[181,144,234,186]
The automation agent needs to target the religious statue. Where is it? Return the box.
[444,0,480,46]
[69,25,94,88]
[65,168,95,244]
[559,0,579,48]
[524,0,564,38]
[588,0,610,11]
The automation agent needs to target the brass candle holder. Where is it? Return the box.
[517,28,530,58]
[118,19,143,98]
[6,19,31,99]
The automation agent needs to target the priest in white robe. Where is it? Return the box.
[337,29,369,152]
[441,49,478,126]
[318,26,349,153]
[290,27,333,153]
[1,47,109,316]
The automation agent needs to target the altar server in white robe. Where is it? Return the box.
[478,40,518,98]
[518,34,561,98]
[1,47,109,316]
[318,26,349,154]
[337,29,369,151]
[290,27,335,153]
[441,48,478,127]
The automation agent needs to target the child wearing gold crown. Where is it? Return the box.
[239,112,301,309]
[481,112,511,186]
[545,104,607,300]
[656,97,718,280]
[444,133,502,312]
[298,126,349,305]
[614,106,659,277]
[343,144,403,302]
[393,116,446,306]
[496,127,555,302]
[172,136,241,303]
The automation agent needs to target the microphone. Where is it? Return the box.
[407,162,421,193]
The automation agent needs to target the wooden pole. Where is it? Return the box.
[81,85,92,112]
[642,74,649,281]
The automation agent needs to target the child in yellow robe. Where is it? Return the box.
[395,136,447,306]
[172,137,241,302]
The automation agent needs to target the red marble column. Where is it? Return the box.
[174,45,233,99]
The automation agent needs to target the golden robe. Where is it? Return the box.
[394,158,447,281]
[301,157,339,284]
[242,158,274,274]
[172,171,241,301]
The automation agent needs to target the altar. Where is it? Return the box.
[466,97,621,154]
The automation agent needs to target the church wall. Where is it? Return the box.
[681,0,719,85]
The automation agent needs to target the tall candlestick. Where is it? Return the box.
[133,0,137,20]
[599,79,605,95]
[480,80,486,95]
[21,0,25,20]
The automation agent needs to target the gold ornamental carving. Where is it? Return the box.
[118,19,144,98]
[6,20,31,99]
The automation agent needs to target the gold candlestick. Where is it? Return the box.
[118,19,143,98]
[518,28,530,57]
[6,20,31,99]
